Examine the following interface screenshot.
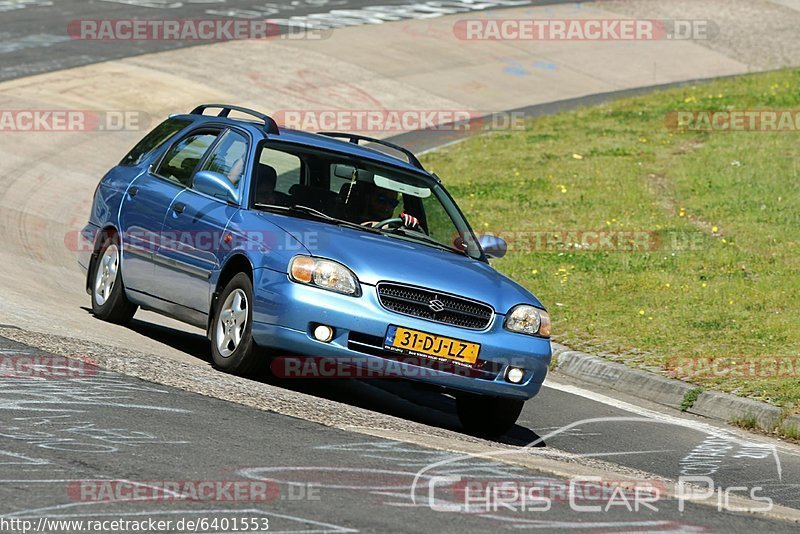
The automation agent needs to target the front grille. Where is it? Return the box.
[376,282,494,330]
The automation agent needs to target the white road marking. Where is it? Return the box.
[543,380,800,458]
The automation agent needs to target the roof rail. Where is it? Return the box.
[190,104,279,135]
[316,132,424,170]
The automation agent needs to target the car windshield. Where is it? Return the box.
[252,143,483,260]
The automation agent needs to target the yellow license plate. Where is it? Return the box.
[384,326,480,365]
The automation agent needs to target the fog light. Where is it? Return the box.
[506,367,525,384]
[313,325,334,343]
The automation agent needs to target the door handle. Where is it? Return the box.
[128,186,139,197]
[172,202,186,214]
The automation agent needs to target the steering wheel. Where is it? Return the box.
[374,217,403,230]
[374,217,429,236]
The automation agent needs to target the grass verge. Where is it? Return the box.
[422,69,800,412]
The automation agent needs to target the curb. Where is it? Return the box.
[551,343,790,435]
[690,391,784,432]
[551,343,695,410]
[781,415,800,437]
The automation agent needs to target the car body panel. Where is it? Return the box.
[155,188,238,312]
[254,211,544,313]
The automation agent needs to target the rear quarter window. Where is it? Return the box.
[120,118,192,166]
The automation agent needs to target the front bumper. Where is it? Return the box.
[251,268,551,400]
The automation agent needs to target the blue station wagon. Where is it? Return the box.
[80,104,552,436]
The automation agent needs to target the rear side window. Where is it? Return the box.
[120,118,191,166]
[155,132,218,187]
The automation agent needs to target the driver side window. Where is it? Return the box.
[155,132,218,187]
[200,130,249,190]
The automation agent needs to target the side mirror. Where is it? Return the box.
[193,170,239,204]
[479,234,507,259]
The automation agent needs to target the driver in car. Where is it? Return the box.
[360,185,420,229]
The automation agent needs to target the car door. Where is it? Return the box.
[121,129,220,300]
[155,128,249,313]
[115,119,194,293]
[118,171,184,295]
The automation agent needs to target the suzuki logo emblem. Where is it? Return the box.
[428,299,445,313]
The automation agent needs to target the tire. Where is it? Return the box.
[456,393,525,438]
[210,272,262,375]
[91,233,137,324]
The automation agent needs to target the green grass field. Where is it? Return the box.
[422,69,800,412]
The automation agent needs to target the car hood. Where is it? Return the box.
[260,212,544,314]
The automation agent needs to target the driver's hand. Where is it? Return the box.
[399,212,419,228]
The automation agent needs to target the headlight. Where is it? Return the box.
[289,256,360,296]
[504,305,551,337]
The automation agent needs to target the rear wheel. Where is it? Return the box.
[456,393,525,438]
[91,234,137,324]
[210,272,262,375]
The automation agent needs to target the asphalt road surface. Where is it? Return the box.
[0,0,574,81]
[1,334,797,533]
[181,320,800,511]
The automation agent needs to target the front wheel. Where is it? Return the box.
[210,272,262,376]
[91,234,137,324]
[456,393,525,438]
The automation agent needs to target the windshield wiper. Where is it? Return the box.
[385,226,470,257]
[255,204,382,234]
